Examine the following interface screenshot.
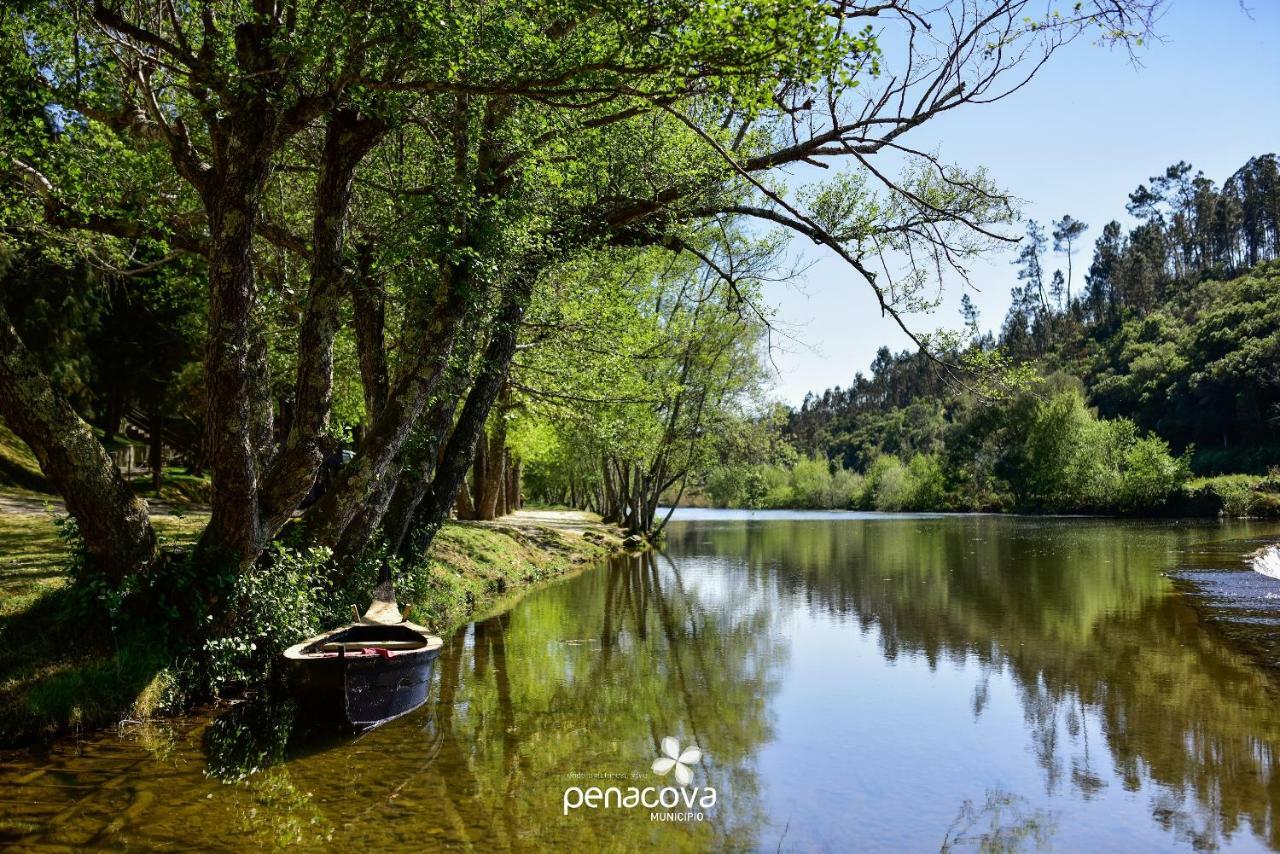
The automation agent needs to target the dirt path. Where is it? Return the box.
[0,491,205,520]
[475,509,620,539]
[0,493,609,539]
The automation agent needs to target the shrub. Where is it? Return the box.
[742,468,770,508]
[790,456,836,508]
[906,454,947,510]
[867,456,912,511]
[1117,436,1190,511]
[757,464,793,508]
[705,465,747,507]
[1014,389,1187,513]
[202,545,332,695]
[1189,474,1262,517]
[832,468,865,509]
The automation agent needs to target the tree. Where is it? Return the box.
[1014,221,1049,311]
[1084,221,1125,324]
[961,293,981,339]
[1052,215,1089,303]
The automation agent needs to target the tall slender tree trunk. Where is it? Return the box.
[471,428,488,514]
[409,279,533,551]
[351,243,389,419]
[601,456,619,523]
[495,456,508,518]
[149,402,163,492]
[260,110,386,535]
[335,390,462,566]
[102,391,123,444]
[455,478,477,520]
[507,455,521,513]
[0,303,155,583]
[304,277,472,550]
[478,400,509,521]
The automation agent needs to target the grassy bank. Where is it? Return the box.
[0,500,624,746]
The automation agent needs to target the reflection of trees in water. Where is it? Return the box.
[202,551,789,850]
[413,550,790,850]
[667,518,1280,850]
[940,789,1057,853]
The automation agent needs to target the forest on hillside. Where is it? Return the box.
[688,153,1280,515]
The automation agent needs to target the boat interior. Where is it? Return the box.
[307,623,433,654]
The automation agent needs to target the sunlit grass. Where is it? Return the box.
[0,497,208,618]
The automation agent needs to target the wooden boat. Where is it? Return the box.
[282,579,443,731]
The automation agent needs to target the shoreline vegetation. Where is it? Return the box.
[0,482,628,747]
[680,450,1280,517]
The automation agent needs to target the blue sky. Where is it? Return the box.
[762,1,1280,405]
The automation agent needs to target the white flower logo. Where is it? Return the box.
[651,736,702,787]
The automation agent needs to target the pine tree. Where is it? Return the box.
[1051,215,1088,303]
[1014,221,1049,311]
[960,293,980,339]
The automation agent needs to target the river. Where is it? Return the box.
[4,511,1280,851]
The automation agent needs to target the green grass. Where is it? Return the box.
[1183,474,1280,517]
[0,423,49,492]
[127,467,212,504]
[0,502,208,741]
[0,510,68,617]
[411,520,619,630]
[0,503,207,611]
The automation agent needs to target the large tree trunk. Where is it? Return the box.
[351,243,389,419]
[380,393,467,557]
[477,384,512,520]
[303,274,473,550]
[0,303,155,583]
[504,453,520,515]
[495,451,508,517]
[477,427,507,521]
[409,280,533,552]
[600,456,619,523]
[260,110,385,535]
[471,427,487,513]
[331,381,463,567]
[194,151,276,571]
[332,470,398,564]
[455,477,477,520]
[101,390,123,444]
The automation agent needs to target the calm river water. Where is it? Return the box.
[4,511,1280,852]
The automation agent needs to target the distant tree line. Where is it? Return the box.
[761,154,1280,513]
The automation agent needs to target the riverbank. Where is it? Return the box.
[0,497,627,746]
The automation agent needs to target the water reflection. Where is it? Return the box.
[666,515,1280,850]
[3,516,1280,851]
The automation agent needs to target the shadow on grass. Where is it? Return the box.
[0,587,169,745]
[0,455,49,493]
